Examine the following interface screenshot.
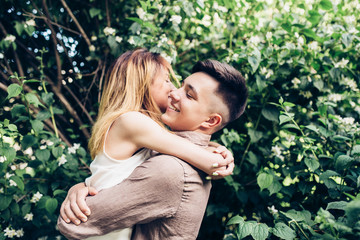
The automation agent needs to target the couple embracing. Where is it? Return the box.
[58,48,248,239]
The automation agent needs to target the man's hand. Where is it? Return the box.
[210,145,234,179]
[60,182,98,225]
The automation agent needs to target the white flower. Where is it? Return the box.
[136,8,146,20]
[5,172,14,179]
[9,179,17,187]
[170,15,182,26]
[342,117,355,126]
[283,3,291,12]
[0,156,6,163]
[285,135,295,143]
[58,155,67,166]
[24,147,33,156]
[0,187,3,193]
[4,227,16,238]
[103,27,116,36]
[343,77,359,92]
[297,36,304,46]
[91,36,97,41]
[68,146,76,154]
[5,35,16,43]
[16,229,24,237]
[348,26,359,34]
[328,93,342,102]
[30,191,43,203]
[173,5,180,13]
[24,213,34,221]
[89,45,96,52]
[308,41,319,51]
[344,15,356,25]
[73,143,81,150]
[0,52,4,59]
[268,205,278,215]
[266,69,274,79]
[260,67,267,75]
[271,145,282,157]
[239,17,246,25]
[128,36,135,45]
[266,32,272,40]
[201,15,211,27]
[39,145,46,150]
[248,36,261,46]
[115,36,123,43]
[25,19,36,27]
[160,34,168,43]
[334,58,349,68]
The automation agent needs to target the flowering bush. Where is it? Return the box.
[1,0,360,239]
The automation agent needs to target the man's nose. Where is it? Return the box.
[169,89,180,101]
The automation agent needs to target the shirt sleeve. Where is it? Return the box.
[57,155,185,240]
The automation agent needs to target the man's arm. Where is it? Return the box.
[57,155,184,240]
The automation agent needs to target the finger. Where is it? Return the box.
[213,145,227,153]
[63,202,81,225]
[88,186,98,196]
[77,191,91,216]
[215,167,233,177]
[60,201,71,223]
[70,196,88,222]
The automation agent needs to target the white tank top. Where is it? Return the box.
[85,123,152,240]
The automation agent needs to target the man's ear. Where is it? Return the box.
[201,113,222,129]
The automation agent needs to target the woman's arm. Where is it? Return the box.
[118,112,233,175]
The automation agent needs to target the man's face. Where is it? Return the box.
[151,66,176,113]
[161,72,220,131]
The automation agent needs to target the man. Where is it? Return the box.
[57,59,248,239]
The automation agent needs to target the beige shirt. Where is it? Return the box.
[58,131,212,240]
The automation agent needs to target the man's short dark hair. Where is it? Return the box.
[192,59,248,123]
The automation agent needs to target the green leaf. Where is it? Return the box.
[52,146,63,158]
[251,223,269,240]
[1,147,16,162]
[227,215,244,225]
[7,84,22,99]
[335,155,353,171]
[351,145,360,156]
[248,129,263,143]
[127,17,143,25]
[279,115,292,125]
[248,48,261,73]
[272,222,296,240]
[281,124,300,130]
[261,106,279,122]
[305,157,320,171]
[331,135,351,142]
[268,180,282,195]
[89,7,101,18]
[25,92,44,108]
[345,199,360,227]
[35,149,50,162]
[302,29,318,40]
[53,189,67,196]
[15,21,24,35]
[238,221,254,239]
[283,102,295,107]
[257,173,273,191]
[326,201,348,211]
[307,11,322,26]
[143,22,157,31]
[8,124,17,131]
[21,135,36,150]
[45,198,58,213]
[41,92,55,106]
[0,195,13,211]
[10,175,24,191]
[36,110,51,121]
[30,120,44,134]
[282,209,311,223]
[319,0,333,10]
[281,22,292,32]
[11,104,27,118]
[305,124,318,133]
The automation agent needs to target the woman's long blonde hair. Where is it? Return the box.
[88,48,174,159]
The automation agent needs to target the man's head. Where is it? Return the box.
[161,59,248,134]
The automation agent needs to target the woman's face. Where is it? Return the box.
[150,66,176,113]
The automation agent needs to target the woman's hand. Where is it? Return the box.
[209,145,234,179]
[59,182,98,225]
